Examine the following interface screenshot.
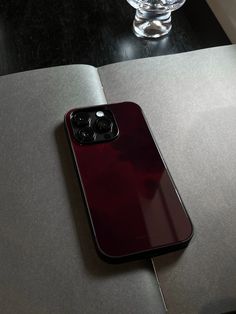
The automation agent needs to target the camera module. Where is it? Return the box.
[71,108,118,145]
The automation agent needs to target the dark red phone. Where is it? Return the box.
[64,102,193,263]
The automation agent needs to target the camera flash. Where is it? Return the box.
[96,111,104,117]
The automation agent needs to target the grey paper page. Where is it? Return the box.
[98,44,236,314]
[0,65,164,314]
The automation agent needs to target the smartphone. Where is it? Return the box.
[64,102,193,263]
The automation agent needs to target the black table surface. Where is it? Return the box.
[0,0,230,76]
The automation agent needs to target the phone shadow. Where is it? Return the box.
[54,124,153,278]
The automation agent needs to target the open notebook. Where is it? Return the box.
[1,44,236,313]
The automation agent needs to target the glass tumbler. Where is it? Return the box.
[127,0,186,38]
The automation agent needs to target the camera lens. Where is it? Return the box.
[73,112,90,128]
[95,117,113,133]
[77,127,95,143]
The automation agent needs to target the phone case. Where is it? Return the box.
[64,102,193,262]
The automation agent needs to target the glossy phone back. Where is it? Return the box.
[65,102,193,262]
